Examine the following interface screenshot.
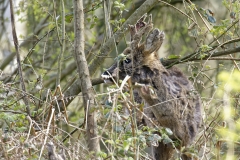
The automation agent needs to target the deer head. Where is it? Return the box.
[101,14,165,86]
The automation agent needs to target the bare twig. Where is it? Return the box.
[208,57,240,61]
[9,0,30,115]
[4,27,56,83]
[159,0,196,24]
[56,0,66,86]
[0,110,27,115]
[0,143,9,160]
[52,0,62,45]
[19,15,51,48]
[39,108,55,160]
[62,123,84,143]
[57,85,69,122]
[103,0,112,39]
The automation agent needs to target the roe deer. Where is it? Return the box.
[101,14,202,160]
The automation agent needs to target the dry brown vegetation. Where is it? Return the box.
[0,0,240,159]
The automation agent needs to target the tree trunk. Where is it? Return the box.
[72,0,100,156]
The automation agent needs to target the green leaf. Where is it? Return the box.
[165,128,173,135]
[188,28,198,37]
[123,140,130,151]
[65,13,73,23]
[138,135,146,143]
[205,65,211,69]
[114,1,125,10]
[119,18,126,23]
[90,23,95,29]
[97,151,107,158]
[188,76,194,82]
[114,53,127,62]
[162,134,173,144]
[200,44,212,52]
[199,53,207,59]
[168,55,181,59]
[16,126,27,132]
[147,134,161,143]
[86,18,91,22]
[106,139,114,144]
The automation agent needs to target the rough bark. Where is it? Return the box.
[72,0,100,156]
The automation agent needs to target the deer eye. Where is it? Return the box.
[124,58,131,64]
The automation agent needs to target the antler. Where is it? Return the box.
[129,13,147,41]
[129,14,153,50]
[145,28,165,54]
[128,14,164,54]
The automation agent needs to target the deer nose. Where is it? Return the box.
[112,68,121,77]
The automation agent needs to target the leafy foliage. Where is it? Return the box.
[0,0,240,159]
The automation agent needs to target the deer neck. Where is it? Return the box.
[137,61,170,105]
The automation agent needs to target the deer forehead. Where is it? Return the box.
[123,47,132,55]
[143,51,159,65]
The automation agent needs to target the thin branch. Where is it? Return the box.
[19,16,51,48]
[52,0,62,45]
[208,57,240,61]
[9,0,30,115]
[0,110,27,115]
[56,0,65,86]
[164,36,240,68]
[162,46,240,67]
[4,27,56,83]
[103,0,112,39]
[159,0,196,24]
[62,123,84,143]
[39,108,55,159]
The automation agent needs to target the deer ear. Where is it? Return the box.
[145,29,165,54]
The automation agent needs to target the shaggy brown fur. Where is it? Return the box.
[102,14,202,160]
